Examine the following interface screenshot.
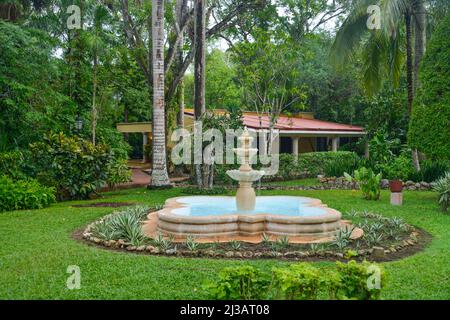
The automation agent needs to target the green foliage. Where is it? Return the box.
[408,13,450,160]
[410,160,450,183]
[106,159,132,189]
[336,260,385,300]
[29,132,114,200]
[367,130,400,169]
[0,151,26,180]
[272,263,322,300]
[90,206,149,246]
[274,152,360,180]
[432,172,450,212]
[0,21,74,151]
[204,261,385,300]
[185,235,200,251]
[323,154,360,177]
[378,152,414,181]
[344,167,382,200]
[0,175,55,212]
[203,265,270,300]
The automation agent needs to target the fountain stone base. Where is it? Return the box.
[236,182,256,211]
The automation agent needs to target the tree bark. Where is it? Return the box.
[194,0,206,118]
[194,0,207,188]
[150,0,171,187]
[405,13,413,114]
[176,0,187,128]
[411,0,427,172]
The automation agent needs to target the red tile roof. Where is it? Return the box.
[242,114,364,132]
[184,109,364,133]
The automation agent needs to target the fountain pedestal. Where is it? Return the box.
[236,181,256,211]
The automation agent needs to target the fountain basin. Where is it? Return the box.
[154,196,344,239]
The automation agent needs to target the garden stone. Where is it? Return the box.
[127,246,136,251]
[234,252,243,258]
[243,251,253,258]
[136,245,146,251]
[371,246,385,259]
[165,249,177,255]
[225,251,234,258]
[145,245,156,252]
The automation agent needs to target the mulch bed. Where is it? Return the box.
[73,224,432,263]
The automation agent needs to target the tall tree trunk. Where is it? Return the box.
[405,13,413,114]
[411,0,427,172]
[92,53,98,146]
[150,0,171,187]
[176,0,187,128]
[124,105,129,142]
[194,0,207,188]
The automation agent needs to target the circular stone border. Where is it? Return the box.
[78,208,431,262]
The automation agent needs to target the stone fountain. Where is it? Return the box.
[226,127,265,211]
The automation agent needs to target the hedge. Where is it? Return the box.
[408,13,450,160]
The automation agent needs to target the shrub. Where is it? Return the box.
[323,155,360,177]
[106,159,132,190]
[336,261,385,300]
[90,206,149,246]
[271,263,322,300]
[378,153,414,181]
[29,132,114,200]
[297,151,360,177]
[345,167,382,200]
[203,265,270,300]
[204,261,385,300]
[0,175,56,212]
[432,172,450,212]
[0,151,26,180]
[410,160,450,182]
[408,13,450,160]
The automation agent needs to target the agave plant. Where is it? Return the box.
[185,235,200,251]
[229,240,242,251]
[432,172,450,212]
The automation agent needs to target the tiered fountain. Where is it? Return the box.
[148,127,360,242]
[225,127,265,211]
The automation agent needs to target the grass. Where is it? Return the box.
[0,187,449,299]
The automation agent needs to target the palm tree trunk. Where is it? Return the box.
[405,13,413,114]
[176,0,186,128]
[150,0,171,187]
[194,0,206,188]
[92,53,98,146]
[411,0,427,172]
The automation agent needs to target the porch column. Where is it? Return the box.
[142,132,149,163]
[292,137,299,158]
[331,137,339,152]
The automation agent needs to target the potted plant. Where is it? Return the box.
[389,179,403,193]
[381,154,414,193]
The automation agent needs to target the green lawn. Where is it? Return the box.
[0,187,449,300]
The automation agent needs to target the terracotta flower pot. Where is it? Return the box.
[389,180,403,193]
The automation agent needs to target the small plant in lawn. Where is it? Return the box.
[432,172,450,212]
[344,167,382,200]
[185,235,200,251]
